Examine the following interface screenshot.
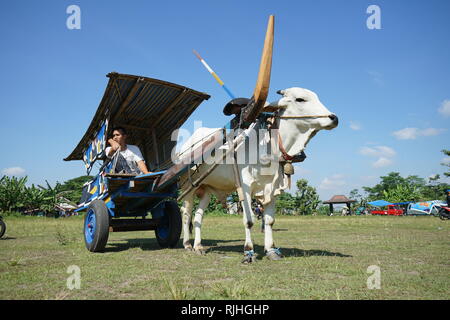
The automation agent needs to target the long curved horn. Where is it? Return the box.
[242,15,274,123]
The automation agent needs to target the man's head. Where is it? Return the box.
[111,126,128,146]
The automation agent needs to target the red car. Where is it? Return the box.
[371,204,404,216]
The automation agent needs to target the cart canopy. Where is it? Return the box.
[64,72,210,173]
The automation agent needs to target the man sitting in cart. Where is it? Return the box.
[105,126,150,175]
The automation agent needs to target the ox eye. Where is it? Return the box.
[296,98,306,103]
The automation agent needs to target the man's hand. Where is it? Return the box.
[108,138,120,151]
[107,138,121,157]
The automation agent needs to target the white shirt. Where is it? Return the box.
[105,144,145,174]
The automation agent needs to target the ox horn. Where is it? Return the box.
[242,15,275,123]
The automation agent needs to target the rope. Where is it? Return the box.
[275,115,331,119]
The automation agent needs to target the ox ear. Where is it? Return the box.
[276,90,285,96]
[263,99,287,112]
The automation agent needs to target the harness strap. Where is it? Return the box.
[271,112,331,161]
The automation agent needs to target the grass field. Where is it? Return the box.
[0,214,448,300]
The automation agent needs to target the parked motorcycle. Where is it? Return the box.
[438,206,450,220]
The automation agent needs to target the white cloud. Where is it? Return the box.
[367,70,384,86]
[392,127,419,140]
[392,127,446,140]
[319,174,346,190]
[438,100,450,117]
[372,157,393,168]
[359,145,396,158]
[359,145,396,168]
[392,128,446,140]
[349,121,361,131]
[421,128,446,136]
[2,167,26,177]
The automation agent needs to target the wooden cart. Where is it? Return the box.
[64,72,210,252]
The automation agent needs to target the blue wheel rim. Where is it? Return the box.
[84,209,96,244]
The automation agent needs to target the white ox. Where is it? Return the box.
[177,87,338,262]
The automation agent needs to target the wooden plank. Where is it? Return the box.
[151,128,160,165]
[111,78,143,124]
[115,123,151,132]
[153,89,189,127]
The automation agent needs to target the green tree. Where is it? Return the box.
[363,172,425,201]
[38,180,68,213]
[348,188,368,211]
[22,184,46,212]
[441,149,450,177]
[293,179,320,215]
[275,192,296,215]
[382,184,421,203]
[0,175,27,212]
[420,174,450,201]
[59,175,93,204]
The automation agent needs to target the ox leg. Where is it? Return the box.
[241,186,256,263]
[263,200,283,260]
[181,195,194,251]
[192,192,211,255]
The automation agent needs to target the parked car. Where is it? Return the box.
[370,204,404,216]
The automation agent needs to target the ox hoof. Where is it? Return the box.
[194,247,206,255]
[265,248,283,261]
[241,250,256,264]
[184,243,193,252]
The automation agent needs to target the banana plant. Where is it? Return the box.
[0,175,28,212]
[38,180,71,213]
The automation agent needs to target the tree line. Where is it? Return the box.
[0,175,92,215]
[1,149,448,216]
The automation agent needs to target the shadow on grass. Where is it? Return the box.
[103,237,352,260]
[103,238,242,253]
[0,237,16,240]
[209,243,352,260]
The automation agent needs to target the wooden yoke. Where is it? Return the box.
[242,15,274,124]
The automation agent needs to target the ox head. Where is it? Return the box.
[266,87,338,154]
[270,87,338,130]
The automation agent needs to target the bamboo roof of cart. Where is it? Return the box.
[64,72,210,171]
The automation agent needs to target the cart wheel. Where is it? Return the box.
[84,200,110,252]
[155,201,182,248]
[0,218,6,239]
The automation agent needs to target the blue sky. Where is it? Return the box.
[1,0,449,201]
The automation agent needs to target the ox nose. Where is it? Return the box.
[328,114,338,125]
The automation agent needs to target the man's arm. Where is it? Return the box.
[107,139,120,157]
[137,160,150,174]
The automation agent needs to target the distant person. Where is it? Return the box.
[105,126,150,175]
[254,204,265,232]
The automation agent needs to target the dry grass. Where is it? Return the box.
[0,214,449,300]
